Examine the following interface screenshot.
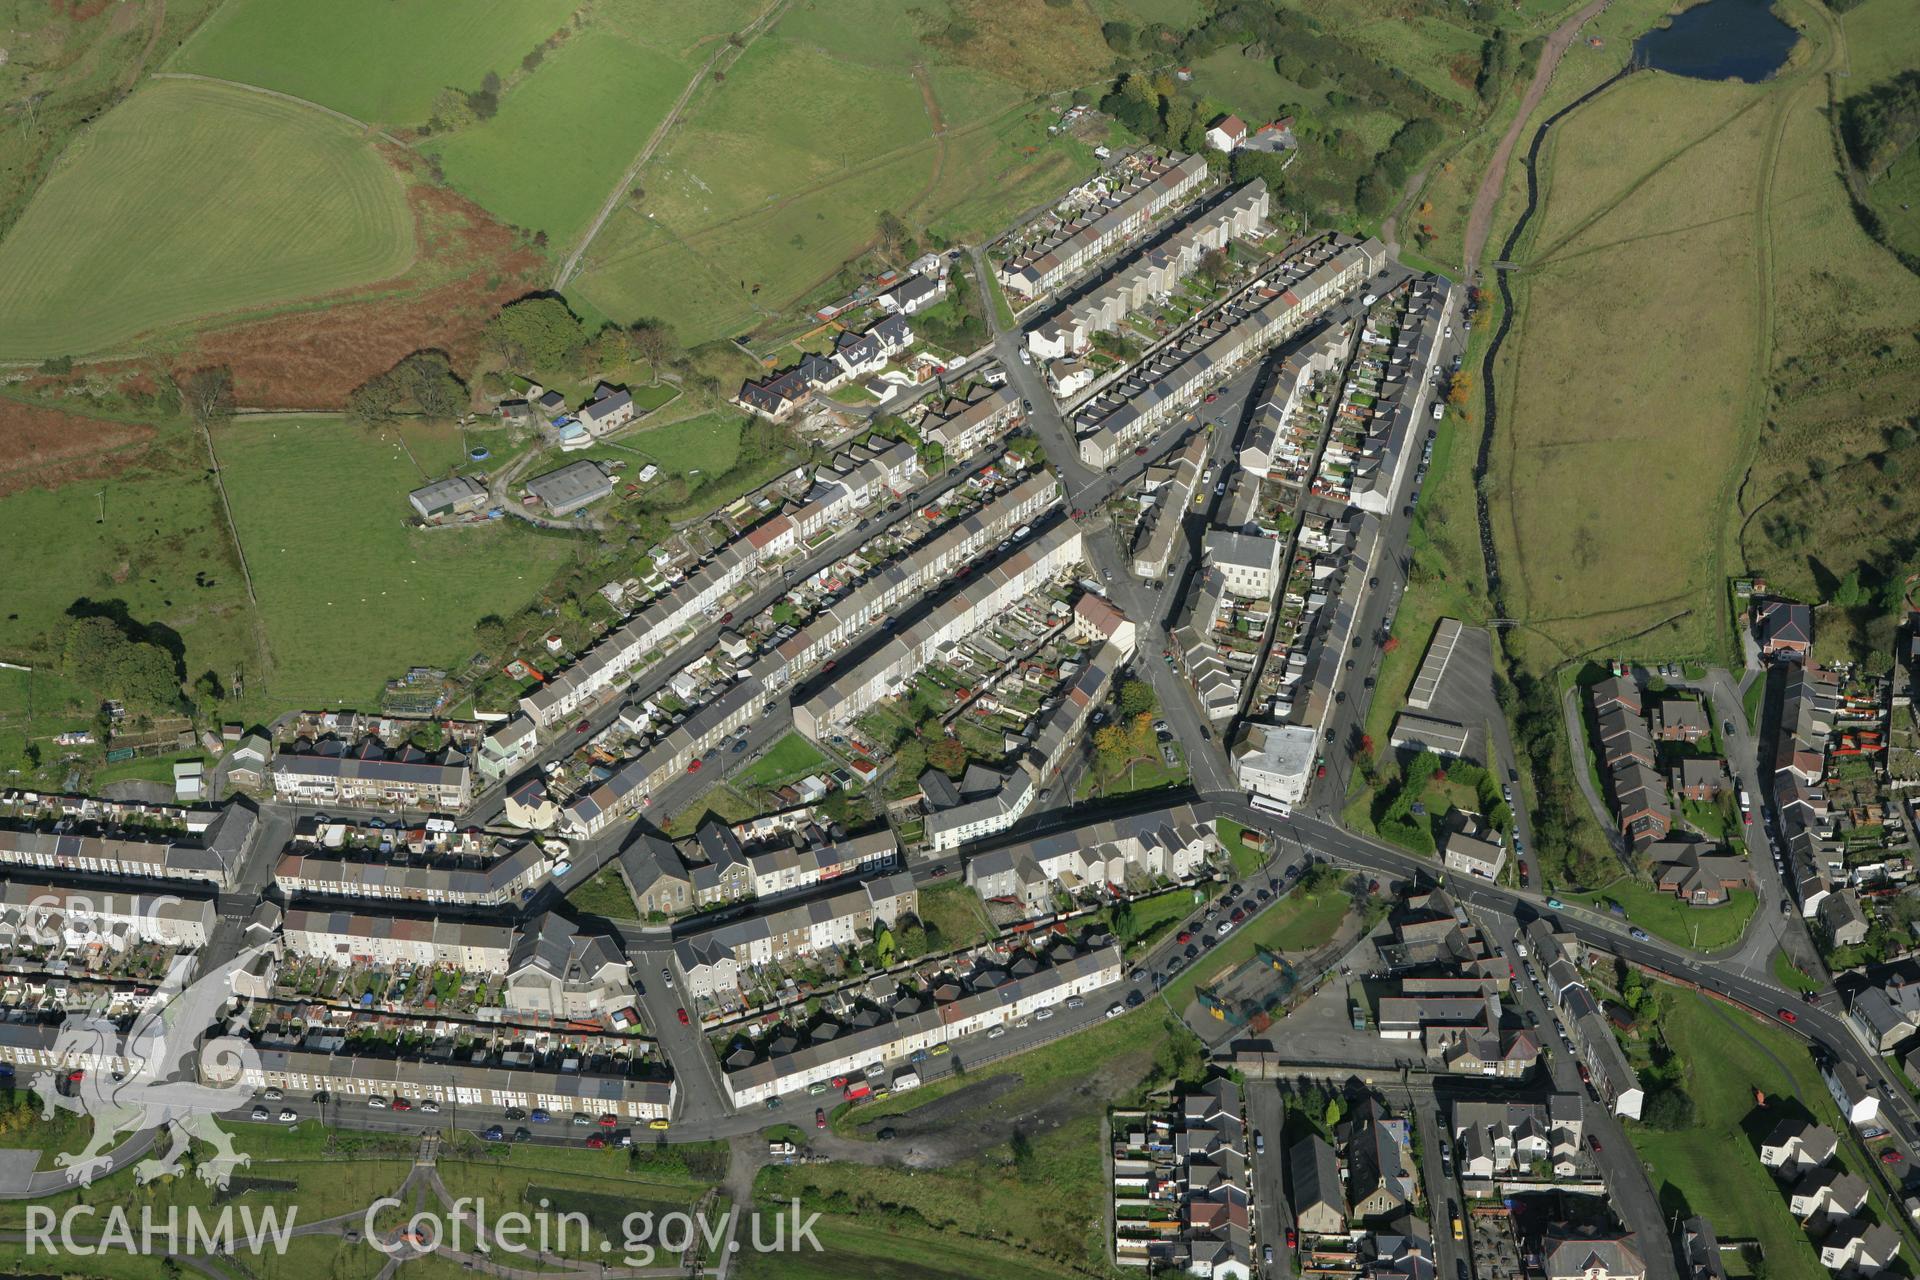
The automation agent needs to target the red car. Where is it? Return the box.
[1285,1229,1297,1249]
[586,1134,606,1149]
[1589,1135,1602,1152]
[815,1108,827,1129]
[1177,931,1192,944]
[599,1114,617,1128]
[677,1007,689,1025]
[1204,392,1218,403]
[1743,809,1752,825]
[687,759,702,773]
[720,612,734,624]
[830,1075,849,1090]
[392,1098,412,1112]
[1229,908,1246,924]
[1778,1008,1798,1023]
[1134,445,1149,456]
[1883,1150,1905,1164]
[574,720,591,734]
[1519,860,1529,879]
[1316,764,1327,778]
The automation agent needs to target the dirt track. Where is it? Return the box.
[1461,0,1612,278]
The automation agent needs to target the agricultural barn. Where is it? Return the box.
[523,462,614,517]
[408,476,487,520]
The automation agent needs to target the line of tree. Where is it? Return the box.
[1842,70,1920,179]
[346,350,466,426]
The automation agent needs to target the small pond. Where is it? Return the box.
[1633,0,1799,81]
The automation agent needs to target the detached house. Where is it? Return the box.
[1755,598,1812,660]
[1205,113,1248,152]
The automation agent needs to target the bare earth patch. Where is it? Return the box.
[0,400,157,497]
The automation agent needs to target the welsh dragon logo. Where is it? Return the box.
[34,944,268,1189]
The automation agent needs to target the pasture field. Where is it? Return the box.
[0,79,414,360]
[0,0,226,238]
[1100,0,1206,26]
[171,0,581,124]
[428,28,693,245]
[1489,69,1776,672]
[213,418,578,710]
[568,3,1108,341]
[0,424,262,720]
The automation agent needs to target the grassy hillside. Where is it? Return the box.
[569,0,1117,343]
[1492,71,1774,669]
[0,78,415,360]
[427,28,693,245]
[171,0,582,124]
[1732,0,1920,664]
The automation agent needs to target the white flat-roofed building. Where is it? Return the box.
[1231,721,1316,806]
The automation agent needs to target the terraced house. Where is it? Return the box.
[0,879,217,950]
[234,1042,674,1122]
[671,873,919,1000]
[998,152,1210,298]
[793,522,1088,737]
[270,736,473,810]
[273,839,548,908]
[1075,235,1386,467]
[717,936,1122,1106]
[1026,178,1270,360]
[0,800,256,889]
[966,801,1215,911]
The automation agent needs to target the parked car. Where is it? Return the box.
[816,1109,827,1129]
[677,1007,690,1025]
[484,1125,505,1141]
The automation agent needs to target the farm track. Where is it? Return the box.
[551,0,798,290]
[148,71,402,143]
[1461,0,1612,278]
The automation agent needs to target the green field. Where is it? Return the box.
[1730,0,1920,662]
[740,731,831,788]
[1568,879,1756,952]
[568,863,639,918]
[172,0,582,124]
[569,2,1104,342]
[429,28,693,245]
[0,78,414,360]
[213,417,578,709]
[0,426,262,727]
[1216,818,1271,878]
[1158,883,1351,1011]
[1492,69,1771,671]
